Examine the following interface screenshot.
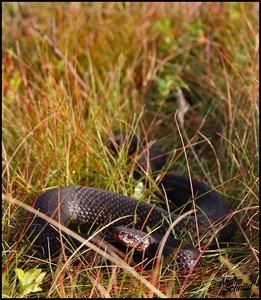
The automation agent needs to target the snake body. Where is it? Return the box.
[28,136,235,269]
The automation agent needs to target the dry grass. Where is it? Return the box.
[2,2,259,298]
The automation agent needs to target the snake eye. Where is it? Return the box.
[127,233,133,239]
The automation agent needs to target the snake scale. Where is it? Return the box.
[27,135,235,269]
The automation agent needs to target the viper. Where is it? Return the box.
[27,135,235,269]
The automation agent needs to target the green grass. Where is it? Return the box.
[2,2,259,298]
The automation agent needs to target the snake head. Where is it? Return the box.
[112,226,151,252]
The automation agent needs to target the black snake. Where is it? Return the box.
[27,135,235,269]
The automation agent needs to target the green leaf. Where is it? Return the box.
[35,272,47,285]
[15,269,25,288]
[56,59,65,71]
[133,181,144,200]
[14,268,46,296]
[24,269,42,286]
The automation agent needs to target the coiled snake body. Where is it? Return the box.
[28,136,235,269]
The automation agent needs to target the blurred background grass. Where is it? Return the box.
[2,2,259,298]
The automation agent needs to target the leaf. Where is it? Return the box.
[35,271,47,285]
[133,181,144,200]
[15,269,25,288]
[24,269,42,286]
[56,59,65,71]
[14,268,46,296]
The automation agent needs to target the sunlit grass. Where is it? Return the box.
[2,2,259,298]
